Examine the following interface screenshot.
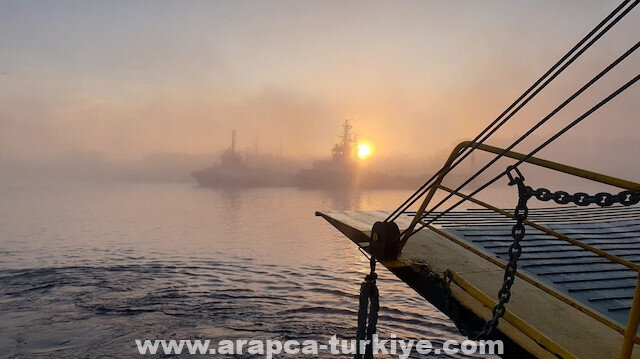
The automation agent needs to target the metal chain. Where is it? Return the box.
[433,167,533,340]
[530,187,640,207]
[474,166,532,339]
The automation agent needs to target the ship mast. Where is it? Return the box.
[332,119,357,161]
[221,129,244,167]
[342,120,352,150]
[231,130,237,153]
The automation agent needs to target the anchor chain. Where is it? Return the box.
[529,188,640,207]
[471,166,532,339]
[431,167,533,340]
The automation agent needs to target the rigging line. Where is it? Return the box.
[388,0,638,223]
[420,0,640,210]
[393,5,640,226]
[414,39,640,223]
[385,0,637,222]
[411,73,640,236]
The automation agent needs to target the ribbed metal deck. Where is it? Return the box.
[410,205,640,328]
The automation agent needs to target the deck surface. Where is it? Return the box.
[319,205,640,359]
[429,206,640,328]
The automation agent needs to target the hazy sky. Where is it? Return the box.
[1,1,638,172]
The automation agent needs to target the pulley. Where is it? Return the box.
[370,221,401,261]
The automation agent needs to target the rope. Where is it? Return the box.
[356,257,379,359]
[386,0,638,223]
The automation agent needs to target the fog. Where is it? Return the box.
[1,1,639,184]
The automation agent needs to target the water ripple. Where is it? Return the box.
[0,185,490,358]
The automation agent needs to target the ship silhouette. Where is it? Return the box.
[193,123,422,189]
[297,120,422,189]
[191,130,294,188]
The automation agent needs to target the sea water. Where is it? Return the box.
[0,183,497,358]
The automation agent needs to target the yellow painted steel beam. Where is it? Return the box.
[402,141,640,252]
[620,277,640,359]
[400,141,470,252]
[447,270,578,359]
[468,141,640,192]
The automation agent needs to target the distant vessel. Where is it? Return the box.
[297,120,421,189]
[191,131,294,188]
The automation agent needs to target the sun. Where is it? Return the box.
[357,144,372,159]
